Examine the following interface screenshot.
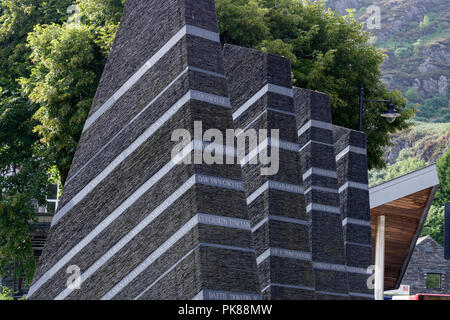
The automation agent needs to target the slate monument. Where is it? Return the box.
[28,0,261,300]
[28,0,373,300]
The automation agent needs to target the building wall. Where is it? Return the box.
[401,236,450,295]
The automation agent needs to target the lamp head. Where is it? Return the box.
[381,100,401,124]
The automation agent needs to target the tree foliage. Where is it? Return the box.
[421,149,450,245]
[434,149,450,209]
[20,0,125,184]
[21,24,105,184]
[0,286,16,300]
[0,286,25,300]
[0,0,71,283]
[0,92,51,283]
[416,93,450,123]
[0,0,73,90]
[368,155,427,187]
[421,205,445,246]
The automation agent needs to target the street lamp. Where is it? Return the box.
[359,84,401,131]
[381,99,401,124]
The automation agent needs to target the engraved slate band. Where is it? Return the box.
[57,212,252,300]
[53,89,230,227]
[246,180,304,205]
[233,83,294,120]
[28,170,244,298]
[83,24,221,132]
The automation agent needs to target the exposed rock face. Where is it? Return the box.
[419,58,439,74]
[327,0,362,13]
[424,43,450,65]
[439,75,449,97]
[383,123,450,166]
[422,78,440,95]
[326,0,450,102]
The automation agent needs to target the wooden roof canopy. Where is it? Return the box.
[369,164,440,290]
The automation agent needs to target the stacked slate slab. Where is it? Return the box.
[334,127,374,299]
[28,0,261,300]
[293,88,351,299]
[29,0,374,300]
[224,45,316,300]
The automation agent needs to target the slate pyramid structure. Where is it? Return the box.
[334,127,374,299]
[28,0,261,300]
[28,0,373,300]
[294,88,350,299]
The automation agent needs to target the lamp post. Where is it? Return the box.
[359,84,401,131]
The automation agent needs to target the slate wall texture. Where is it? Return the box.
[29,0,373,300]
[28,0,260,300]
[293,88,350,300]
[334,126,374,299]
[224,45,316,300]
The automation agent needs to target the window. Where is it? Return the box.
[426,273,441,289]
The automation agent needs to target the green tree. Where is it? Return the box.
[0,0,73,90]
[0,286,26,300]
[0,91,50,283]
[368,155,428,186]
[422,205,445,246]
[0,286,16,300]
[419,14,431,33]
[21,0,125,184]
[433,149,450,208]
[404,87,420,103]
[421,149,450,245]
[0,0,71,283]
[416,94,450,123]
[21,24,105,184]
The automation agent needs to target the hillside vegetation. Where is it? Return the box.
[369,121,450,187]
[327,0,450,122]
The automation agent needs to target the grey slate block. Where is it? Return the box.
[224,45,315,300]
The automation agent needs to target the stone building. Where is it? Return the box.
[400,236,450,295]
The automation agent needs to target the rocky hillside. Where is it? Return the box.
[327,0,450,122]
[384,122,450,165]
[369,121,449,186]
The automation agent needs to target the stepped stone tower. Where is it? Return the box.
[293,88,350,299]
[224,45,316,300]
[28,0,373,300]
[28,0,261,300]
[334,127,374,299]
